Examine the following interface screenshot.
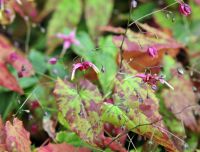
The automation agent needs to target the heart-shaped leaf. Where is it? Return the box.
[54,78,103,146]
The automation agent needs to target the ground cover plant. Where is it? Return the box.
[0,0,200,151]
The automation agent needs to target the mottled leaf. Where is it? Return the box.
[101,62,178,152]
[0,118,32,152]
[85,0,114,38]
[37,143,91,152]
[162,58,200,132]
[0,35,34,94]
[54,78,103,146]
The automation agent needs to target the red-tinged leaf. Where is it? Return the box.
[0,62,23,94]
[0,118,32,152]
[37,143,91,152]
[54,78,103,146]
[5,118,31,152]
[102,62,178,152]
[112,24,182,71]
[162,67,200,132]
[11,0,38,22]
[0,35,34,93]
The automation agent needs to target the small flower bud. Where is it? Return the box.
[179,3,191,16]
[48,57,57,65]
[147,47,158,58]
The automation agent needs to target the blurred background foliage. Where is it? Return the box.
[0,0,200,152]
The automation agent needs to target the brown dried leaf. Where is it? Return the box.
[112,24,182,71]
[162,70,200,132]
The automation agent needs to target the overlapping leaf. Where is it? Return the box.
[101,62,179,152]
[0,118,31,152]
[0,35,34,93]
[54,78,103,146]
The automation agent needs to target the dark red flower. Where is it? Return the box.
[71,61,100,80]
[179,3,191,16]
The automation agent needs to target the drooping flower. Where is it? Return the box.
[179,3,191,16]
[48,57,57,65]
[135,73,174,90]
[56,30,80,50]
[147,46,158,58]
[71,61,100,80]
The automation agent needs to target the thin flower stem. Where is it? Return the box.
[119,1,178,71]
[119,0,132,71]
[128,1,178,27]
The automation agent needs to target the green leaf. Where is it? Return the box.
[54,78,103,146]
[131,2,156,21]
[47,0,82,50]
[84,0,114,38]
[56,131,88,147]
[29,50,47,74]
[19,77,38,89]
[73,32,118,94]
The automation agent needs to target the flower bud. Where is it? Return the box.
[179,3,191,16]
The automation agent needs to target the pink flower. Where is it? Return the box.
[9,52,18,62]
[147,47,158,58]
[48,57,57,65]
[56,30,80,50]
[179,3,191,16]
[71,61,100,80]
[135,73,174,90]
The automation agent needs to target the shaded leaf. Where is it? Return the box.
[85,0,114,38]
[0,35,34,93]
[37,143,91,152]
[54,78,103,146]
